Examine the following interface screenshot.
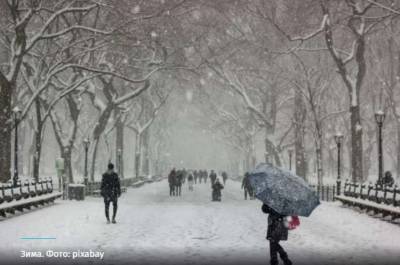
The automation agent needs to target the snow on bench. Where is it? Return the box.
[0,179,62,218]
[336,195,400,215]
[0,191,62,211]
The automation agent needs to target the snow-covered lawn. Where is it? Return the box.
[0,179,399,265]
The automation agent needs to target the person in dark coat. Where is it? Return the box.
[211,178,224,201]
[209,170,217,185]
[241,172,254,200]
[221,171,228,184]
[101,163,121,224]
[168,168,177,196]
[204,170,208,183]
[176,170,184,196]
[383,171,394,187]
[193,170,198,184]
[262,204,292,265]
[188,172,194,191]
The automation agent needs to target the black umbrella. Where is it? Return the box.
[248,163,320,217]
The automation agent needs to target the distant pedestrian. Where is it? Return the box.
[212,178,224,201]
[188,172,194,191]
[176,170,184,196]
[168,168,177,196]
[209,170,217,185]
[262,203,292,265]
[222,171,228,184]
[194,170,198,184]
[204,170,208,183]
[242,172,254,200]
[100,163,121,224]
[383,171,395,187]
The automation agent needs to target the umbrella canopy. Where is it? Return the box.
[248,163,320,217]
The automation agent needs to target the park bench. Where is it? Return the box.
[335,180,400,220]
[0,178,62,218]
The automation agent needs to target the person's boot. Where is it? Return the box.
[281,258,292,265]
[106,218,110,224]
[112,218,116,224]
[270,258,279,265]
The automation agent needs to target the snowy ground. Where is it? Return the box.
[1,179,400,265]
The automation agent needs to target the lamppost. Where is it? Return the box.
[334,133,344,196]
[375,110,385,186]
[12,106,22,187]
[288,149,293,171]
[83,138,90,185]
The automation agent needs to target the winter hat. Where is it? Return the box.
[108,163,114,170]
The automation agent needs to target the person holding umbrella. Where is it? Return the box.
[248,163,320,265]
[262,203,292,265]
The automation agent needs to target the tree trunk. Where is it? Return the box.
[265,136,281,167]
[315,144,323,186]
[90,138,100,182]
[0,77,12,183]
[294,89,307,179]
[141,129,150,176]
[350,105,363,182]
[115,112,124,178]
[33,99,43,181]
[135,133,141,178]
[62,147,73,184]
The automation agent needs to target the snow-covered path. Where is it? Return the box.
[1,179,400,265]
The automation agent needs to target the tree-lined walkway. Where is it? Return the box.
[0,179,399,265]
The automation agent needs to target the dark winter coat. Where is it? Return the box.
[188,174,194,181]
[242,175,251,189]
[262,204,288,241]
[101,171,121,199]
[168,170,177,185]
[176,171,184,186]
[212,182,224,192]
[222,172,228,180]
[210,172,217,182]
[384,174,394,187]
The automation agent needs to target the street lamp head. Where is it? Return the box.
[117,148,122,154]
[83,138,90,149]
[334,133,344,145]
[375,110,385,125]
[12,106,22,120]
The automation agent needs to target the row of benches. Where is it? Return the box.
[341,180,399,206]
[0,179,62,218]
[335,180,400,221]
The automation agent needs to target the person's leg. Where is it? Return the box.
[112,198,118,223]
[244,189,248,200]
[276,242,291,265]
[104,197,110,222]
[269,240,279,265]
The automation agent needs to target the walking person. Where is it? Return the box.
[188,172,194,191]
[222,171,228,185]
[262,203,292,265]
[209,170,217,185]
[211,178,224,201]
[193,170,198,184]
[242,172,254,200]
[204,170,208,183]
[168,168,177,196]
[176,170,183,196]
[100,163,121,224]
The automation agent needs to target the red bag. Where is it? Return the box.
[287,216,300,230]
